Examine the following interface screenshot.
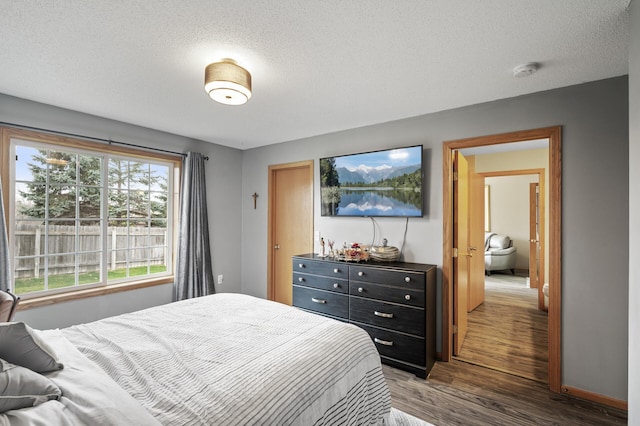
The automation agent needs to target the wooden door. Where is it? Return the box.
[467,158,485,312]
[529,183,540,290]
[530,180,548,311]
[453,151,470,354]
[268,161,313,306]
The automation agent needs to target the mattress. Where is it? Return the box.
[58,293,392,425]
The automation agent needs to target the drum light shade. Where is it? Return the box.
[204,59,252,105]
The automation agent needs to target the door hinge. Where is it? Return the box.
[452,247,458,258]
[453,325,458,334]
[453,171,458,181]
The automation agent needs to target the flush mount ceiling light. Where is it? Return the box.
[204,59,252,106]
[513,62,540,78]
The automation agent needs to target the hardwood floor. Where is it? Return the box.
[382,272,627,425]
[456,272,548,382]
[384,362,628,425]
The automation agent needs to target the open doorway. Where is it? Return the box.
[442,126,562,393]
[455,169,548,383]
[481,170,547,311]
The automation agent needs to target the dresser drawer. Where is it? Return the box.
[350,297,424,336]
[293,286,349,319]
[349,281,424,308]
[355,323,425,367]
[349,266,425,290]
[293,273,348,293]
[293,258,348,279]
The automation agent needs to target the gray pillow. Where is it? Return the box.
[0,358,62,413]
[0,322,63,373]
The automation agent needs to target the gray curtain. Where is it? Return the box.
[0,176,11,291]
[174,152,215,301]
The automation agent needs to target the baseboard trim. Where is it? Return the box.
[561,385,627,411]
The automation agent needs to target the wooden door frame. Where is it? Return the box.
[442,126,562,393]
[267,160,314,301]
[481,169,546,310]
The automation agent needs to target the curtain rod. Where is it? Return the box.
[0,121,209,161]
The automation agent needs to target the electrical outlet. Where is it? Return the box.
[314,231,321,242]
[217,275,224,285]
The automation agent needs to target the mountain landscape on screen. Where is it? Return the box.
[336,164,421,185]
[320,145,423,217]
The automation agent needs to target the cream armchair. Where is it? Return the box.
[484,233,517,275]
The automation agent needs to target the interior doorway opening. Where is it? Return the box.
[456,171,548,383]
[442,126,561,392]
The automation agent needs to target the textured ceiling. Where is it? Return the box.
[0,1,631,150]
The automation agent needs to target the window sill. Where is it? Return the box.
[16,277,174,311]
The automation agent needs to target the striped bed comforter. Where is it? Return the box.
[62,293,391,425]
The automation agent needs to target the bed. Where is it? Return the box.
[0,293,415,425]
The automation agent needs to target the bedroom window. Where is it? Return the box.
[2,129,180,302]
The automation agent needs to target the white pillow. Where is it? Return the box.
[489,234,511,249]
[0,322,63,373]
[0,358,62,413]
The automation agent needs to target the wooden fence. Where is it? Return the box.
[14,223,167,278]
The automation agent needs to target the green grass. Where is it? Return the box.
[15,265,168,295]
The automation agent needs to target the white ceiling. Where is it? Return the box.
[0,1,631,150]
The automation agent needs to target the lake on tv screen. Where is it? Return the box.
[332,189,422,216]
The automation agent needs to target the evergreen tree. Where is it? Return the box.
[320,157,341,215]
[19,150,101,224]
[19,150,167,226]
[108,159,167,225]
[320,158,340,187]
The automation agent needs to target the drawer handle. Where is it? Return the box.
[333,283,339,289]
[299,263,305,268]
[333,268,340,273]
[405,294,411,301]
[374,311,394,319]
[312,297,327,304]
[298,277,305,282]
[374,337,394,347]
[404,276,411,283]
[358,287,364,293]
[358,271,364,277]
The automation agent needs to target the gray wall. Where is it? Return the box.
[629,0,639,422]
[0,94,244,328]
[0,73,631,401]
[241,77,629,401]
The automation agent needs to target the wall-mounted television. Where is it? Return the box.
[320,145,423,217]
